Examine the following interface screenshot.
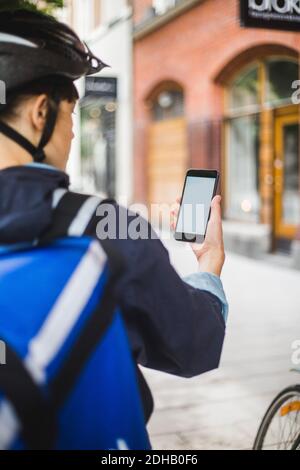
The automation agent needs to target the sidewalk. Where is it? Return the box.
[142,234,300,450]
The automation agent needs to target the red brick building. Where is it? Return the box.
[132,0,300,260]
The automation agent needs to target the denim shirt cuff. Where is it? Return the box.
[183,271,229,323]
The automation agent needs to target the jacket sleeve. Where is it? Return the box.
[86,203,227,379]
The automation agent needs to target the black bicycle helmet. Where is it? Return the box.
[0,8,109,162]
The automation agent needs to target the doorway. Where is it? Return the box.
[274,112,300,250]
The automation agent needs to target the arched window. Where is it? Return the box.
[229,64,259,112]
[266,58,298,106]
[225,57,299,223]
[228,58,298,113]
[151,89,184,121]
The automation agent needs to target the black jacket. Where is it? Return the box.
[0,165,226,422]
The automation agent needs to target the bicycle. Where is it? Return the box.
[253,369,300,450]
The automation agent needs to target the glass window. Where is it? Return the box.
[266,59,298,106]
[226,115,260,222]
[282,123,300,225]
[152,90,184,121]
[80,98,116,198]
[226,57,299,225]
[229,65,259,112]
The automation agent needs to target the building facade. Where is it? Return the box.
[132,0,300,262]
[62,0,134,204]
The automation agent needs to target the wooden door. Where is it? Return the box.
[147,117,188,226]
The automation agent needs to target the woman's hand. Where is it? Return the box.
[171,195,225,277]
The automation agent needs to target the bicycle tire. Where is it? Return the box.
[291,433,300,450]
[253,385,300,450]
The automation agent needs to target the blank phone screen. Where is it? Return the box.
[176,176,216,236]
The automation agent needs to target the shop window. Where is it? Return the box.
[81,97,117,198]
[229,65,259,112]
[266,59,298,106]
[227,115,260,222]
[225,57,298,223]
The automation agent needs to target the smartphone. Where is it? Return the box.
[174,169,220,243]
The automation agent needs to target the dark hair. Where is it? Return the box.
[0,75,79,121]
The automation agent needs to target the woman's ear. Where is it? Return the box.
[30,94,48,131]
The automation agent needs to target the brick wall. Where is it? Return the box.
[132,0,300,203]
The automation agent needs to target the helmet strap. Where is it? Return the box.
[0,96,60,163]
[0,120,45,162]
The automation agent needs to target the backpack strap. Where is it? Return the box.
[0,343,57,449]
[39,190,116,244]
[39,190,121,280]
[39,191,92,243]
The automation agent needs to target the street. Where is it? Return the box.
[142,235,300,450]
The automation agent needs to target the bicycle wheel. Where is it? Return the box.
[291,433,300,450]
[253,385,300,450]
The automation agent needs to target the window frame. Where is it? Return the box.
[225,56,299,117]
[222,55,299,225]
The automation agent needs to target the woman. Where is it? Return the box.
[0,8,228,446]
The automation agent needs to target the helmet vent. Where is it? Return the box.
[0,32,37,48]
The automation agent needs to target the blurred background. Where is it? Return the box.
[48,0,300,449]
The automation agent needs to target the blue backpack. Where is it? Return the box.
[0,236,151,450]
